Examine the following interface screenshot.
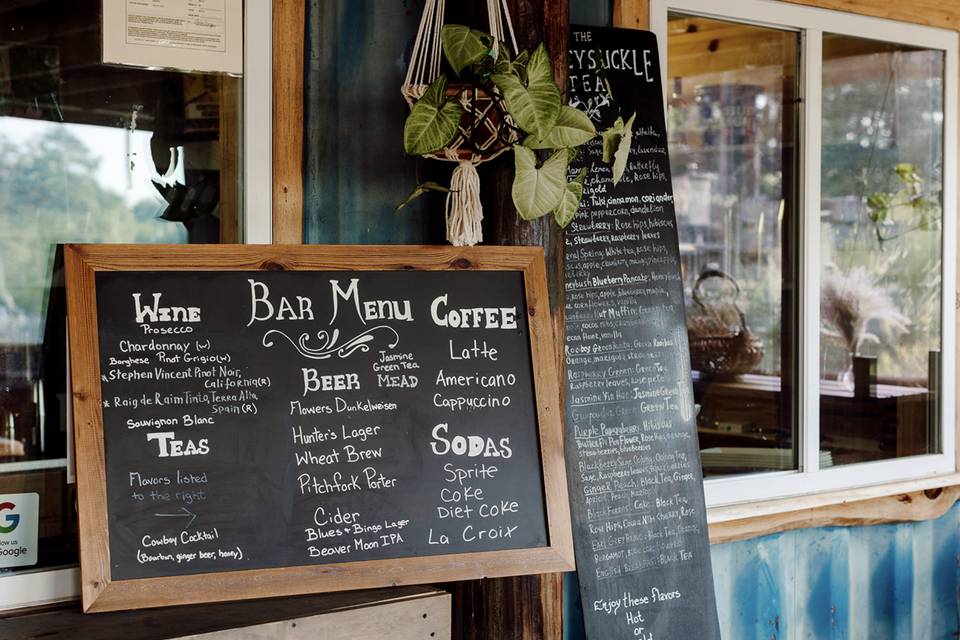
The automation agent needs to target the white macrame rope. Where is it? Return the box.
[431,0,445,80]
[402,0,519,247]
[402,0,518,98]
[499,0,518,53]
[446,160,483,247]
[488,0,500,61]
[404,0,431,89]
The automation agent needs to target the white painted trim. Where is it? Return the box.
[799,27,822,475]
[243,0,273,243]
[704,453,955,505]
[940,33,959,465]
[0,567,79,612]
[653,0,959,507]
[0,458,67,473]
[649,0,669,109]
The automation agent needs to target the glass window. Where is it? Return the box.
[666,13,800,477]
[663,5,954,498]
[820,35,944,465]
[0,0,242,591]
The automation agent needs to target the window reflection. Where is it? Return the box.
[819,35,944,465]
[667,13,800,477]
[0,0,240,580]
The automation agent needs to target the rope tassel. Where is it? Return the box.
[445,160,483,246]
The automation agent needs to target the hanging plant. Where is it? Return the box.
[399,6,601,245]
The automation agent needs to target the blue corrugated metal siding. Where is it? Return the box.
[566,503,960,639]
[715,504,959,639]
[303,0,446,245]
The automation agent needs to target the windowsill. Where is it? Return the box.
[0,458,68,473]
[706,471,960,542]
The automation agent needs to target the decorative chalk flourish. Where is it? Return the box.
[262,326,400,360]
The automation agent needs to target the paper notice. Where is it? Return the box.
[102,0,242,75]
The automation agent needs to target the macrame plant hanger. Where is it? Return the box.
[401,0,519,246]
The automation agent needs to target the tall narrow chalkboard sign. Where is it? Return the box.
[66,244,573,613]
[563,27,722,639]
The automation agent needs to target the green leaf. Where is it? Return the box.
[554,181,584,228]
[492,44,561,139]
[611,112,636,186]
[403,76,464,156]
[895,162,920,184]
[601,116,625,164]
[493,44,525,77]
[524,106,597,149]
[494,42,513,74]
[512,50,530,82]
[395,181,451,211]
[441,25,492,75]
[512,146,568,220]
[553,167,589,228]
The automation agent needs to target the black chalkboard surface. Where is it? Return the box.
[66,245,573,612]
[563,27,722,639]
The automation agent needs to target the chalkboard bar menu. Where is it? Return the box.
[65,244,573,613]
[563,27,721,639]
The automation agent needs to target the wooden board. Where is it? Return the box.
[0,586,448,640]
[65,244,574,613]
[563,26,721,640]
[178,590,451,640]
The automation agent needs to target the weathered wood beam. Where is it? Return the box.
[272,0,305,244]
[449,1,568,638]
[709,484,960,543]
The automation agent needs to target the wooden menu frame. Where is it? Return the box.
[65,244,574,613]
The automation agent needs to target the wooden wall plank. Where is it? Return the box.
[218,76,241,244]
[272,0,305,244]
[782,0,959,30]
[613,0,650,30]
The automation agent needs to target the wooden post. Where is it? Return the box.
[449,1,568,639]
[272,0,305,244]
[218,76,241,244]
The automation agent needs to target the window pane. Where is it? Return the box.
[667,14,800,477]
[0,0,241,584]
[820,35,943,466]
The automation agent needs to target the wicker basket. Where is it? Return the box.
[687,269,764,378]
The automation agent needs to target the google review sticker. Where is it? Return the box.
[0,493,39,567]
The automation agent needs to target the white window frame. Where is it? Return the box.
[651,0,958,507]
[0,0,274,612]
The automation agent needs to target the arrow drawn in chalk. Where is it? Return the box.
[153,506,197,529]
